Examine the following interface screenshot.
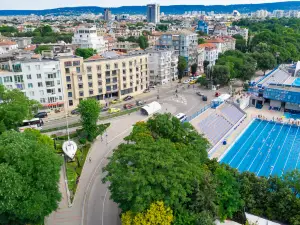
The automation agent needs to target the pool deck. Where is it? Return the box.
[210,106,291,160]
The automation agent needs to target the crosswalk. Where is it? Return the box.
[165,94,187,105]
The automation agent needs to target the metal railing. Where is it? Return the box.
[185,102,213,122]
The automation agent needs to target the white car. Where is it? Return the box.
[176,113,187,122]
[183,79,190,84]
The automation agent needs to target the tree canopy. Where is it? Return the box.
[75,48,97,59]
[137,35,149,50]
[34,45,51,54]
[78,98,101,141]
[177,56,187,81]
[0,85,39,133]
[252,52,277,75]
[0,130,62,224]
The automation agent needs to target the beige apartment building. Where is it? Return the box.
[59,52,149,110]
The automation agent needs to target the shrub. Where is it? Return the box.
[79,137,87,144]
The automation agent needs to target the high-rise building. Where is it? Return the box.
[147,4,160,24]
[104,8,111,21]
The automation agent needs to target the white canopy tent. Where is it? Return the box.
[140,101,162,116]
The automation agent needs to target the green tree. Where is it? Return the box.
[0,85,39,132]
[156,24,168,31]
[177,56,187,81]
[103,114,209,213]
[212,65,230,85]
[203,60,210,75]
[78,98,100,141]
[137,36,149,50]
[233,34,247,52]
[191,63,198,75]
[0,131,61,224]
[198,38,205,44]
[117,37,126,42]
[75,48,97,59]
[253,52,276,75]
[34,45,51,54]
[126,36,138,42]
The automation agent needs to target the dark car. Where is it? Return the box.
[136,100,146,106]
[196,92,203,96]
[71,109,80,115]
[123,103,134,109]
[34,112,48,118]
[123,95,133,101]
[101,106,109,112]
[202,96,208,101]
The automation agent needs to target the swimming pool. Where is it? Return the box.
[220,119,300,177]
[284,112,300,120]
[292,78,300,87]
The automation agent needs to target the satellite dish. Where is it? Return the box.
[62,141,78,159]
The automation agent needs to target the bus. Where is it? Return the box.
[18,118,44,132]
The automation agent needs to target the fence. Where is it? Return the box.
[185,102,213,122]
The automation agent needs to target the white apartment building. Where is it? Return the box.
[197,47,205,74]
[72,25,106,53]
[253,10,269,18]
[198,43,218,66]
[227,26,249,41]
[273,10,284,18]
[0,41,18,55]
[147,49,178,85]
[0,59,64,110]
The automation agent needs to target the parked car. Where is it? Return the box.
[196,92,203,96]
[71,109,80,115]
[215,92,221,97]
[34,112,48,118]
[143,89,150,93]
[136,100,146,106]
[123,103,134,109]
[183,79,190,84]
[123,95,133,101]
[175,113,187,122]
[108,108,121,113]
[202,95,208,101]
[149,85,156,89]
[101,106,109,112]
[111,99,121,104]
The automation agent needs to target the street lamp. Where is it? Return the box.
[275,52,280,65]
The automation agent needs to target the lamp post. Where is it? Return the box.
[275,52,280,65]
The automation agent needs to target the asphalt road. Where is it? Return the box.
[46,83,227,225]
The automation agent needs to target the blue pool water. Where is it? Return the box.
[292,78,300,87]
[284,112,300,120]
[221,119,300,177]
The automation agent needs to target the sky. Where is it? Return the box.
[1,0,297,10]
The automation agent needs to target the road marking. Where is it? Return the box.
[102,190,109,225]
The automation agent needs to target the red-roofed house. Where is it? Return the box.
[0,41,18,54]
[198,43,218,66]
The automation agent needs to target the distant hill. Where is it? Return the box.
[1,1,300,16]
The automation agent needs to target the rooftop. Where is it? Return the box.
[198,43,217,49]
[0,41,17,46]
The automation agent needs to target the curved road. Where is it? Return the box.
[46,85,217,225]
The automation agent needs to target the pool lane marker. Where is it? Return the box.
[247,123,277,172]
[256,124,284,176]
[268,125,292,178]
[295,128,300,170]
[228,120,263,165]
[281,126,299,176]
[236,121,271,170]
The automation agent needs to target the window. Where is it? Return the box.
[123,77,126,82]
[122,69,126,75]
[27,74,32,79]
[79,91,84,97]
[78,83,83,89]
[65,61,72,67]
[114,63,118,69]
[66,76,71,82]
[47,89,55,94]
[76,67,81,73]
[73,61,80,66]
[58,88,61,93]
[129,61,132,66]
[87,66,92,72]
[88,82,93,88]
[112,70,117,76]
[113,84,118,90]
[68,92,72,97]
[105,71,110,77]
[88,74,92,80]
[89,90,94,95]
[123,84,127,89]
[78,75,83,81]
[4,76,12,83]
[48,73,56,79]
[67,84,72,90]
[65,68,70,74]
[98,81,102,86]
[106,86,111,91]
[40,98,46,103]
[59,96,63,100]
[26,65,31,71]
[106,78,111,84]
[35,65,40,70]
[113,78,117,83]
[97,73,102,79]
[98,88,102,94]
[69,100,73,106]
[28,83,33,88]
[122,62,126,67]
[39,90,44,95]
[140,58,142,63]
[29,91,34,96]
[97,65,101,71]
[38,82,43,87]
[106,64,110,70]
[57,80,60,85]
[14,75,23,83]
